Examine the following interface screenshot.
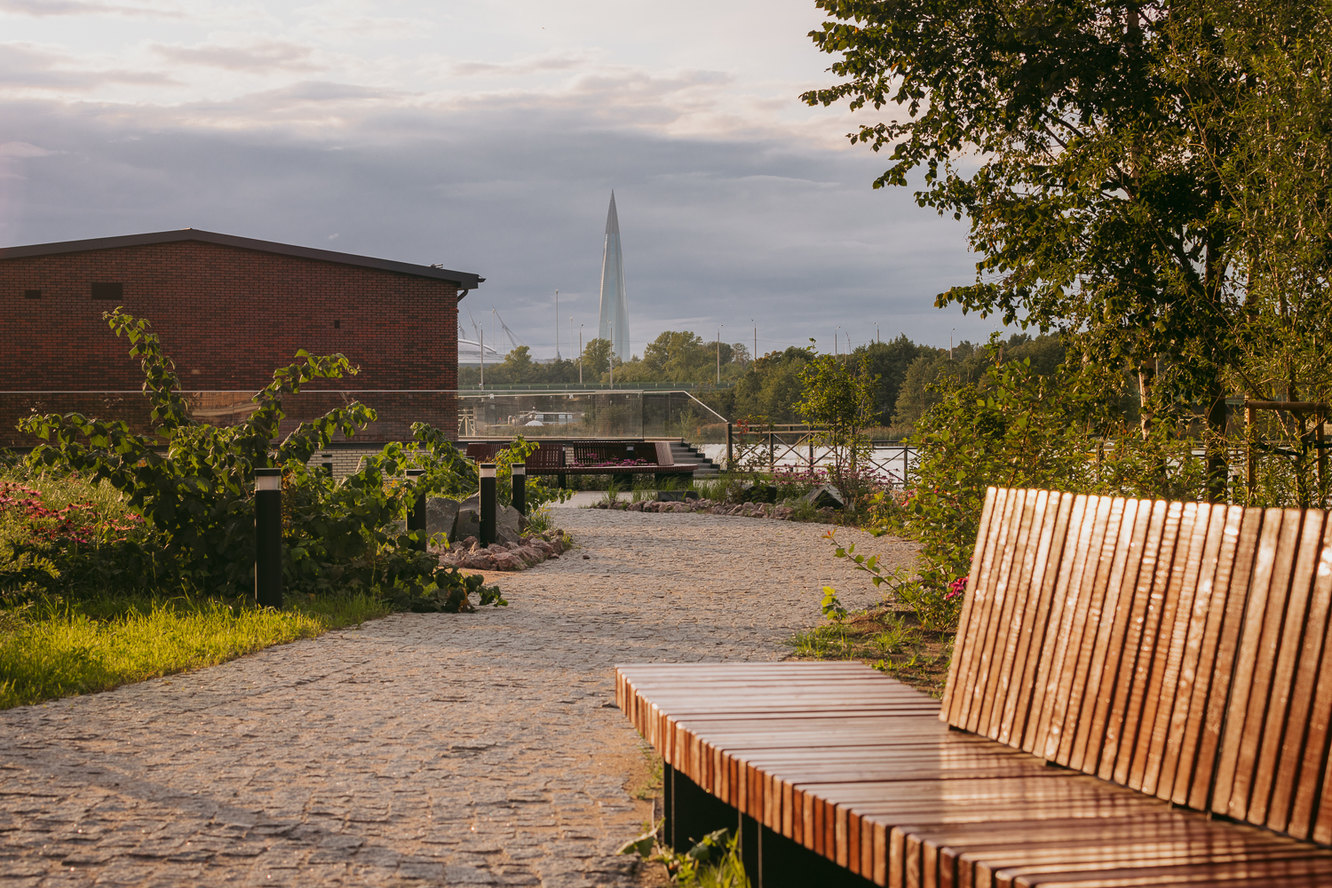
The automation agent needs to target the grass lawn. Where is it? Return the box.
[0,593,390,709]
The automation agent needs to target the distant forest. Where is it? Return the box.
[458,329,1067,435]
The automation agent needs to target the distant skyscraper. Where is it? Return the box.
[597,191,630,361]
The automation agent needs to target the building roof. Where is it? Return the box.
[0,228,483,291]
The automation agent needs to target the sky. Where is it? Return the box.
[0,0,1005,361]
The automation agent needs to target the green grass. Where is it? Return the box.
[788,607,952,697]
[0,593,390,709]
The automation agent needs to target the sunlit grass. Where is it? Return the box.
[788,607,952,698]
[0,593,390,709]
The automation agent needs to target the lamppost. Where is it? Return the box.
[716,324,724,385]
[579,324,584,384]
[834,325,841,357]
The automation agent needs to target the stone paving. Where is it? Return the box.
[0,502,916,887]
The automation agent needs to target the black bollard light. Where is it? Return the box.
[479,462,497,547]
[512,463,527,516]
[254,467,283,608]
[406,468,427,552]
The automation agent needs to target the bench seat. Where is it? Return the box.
[617,662,1332,887]
[617,487,1332,887]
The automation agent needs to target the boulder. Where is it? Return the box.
[453,494,523,544]
[426,497,461,537]
[740,482,779,504]
[802,484,846,510]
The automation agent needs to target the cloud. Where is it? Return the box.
[0,81,991,355]
[0,43,176,90]
[449,53,588,79]
[0,0,171,16]
[151,40,316,73]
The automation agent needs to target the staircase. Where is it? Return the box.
[665,440,722,478]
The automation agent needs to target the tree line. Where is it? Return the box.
[460,328,1066,436]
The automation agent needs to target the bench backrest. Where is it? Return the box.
[464,440,566,470]
[942,487,1332,845]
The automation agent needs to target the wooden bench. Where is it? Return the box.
[616,486,1332,887]
[464,439,695,487]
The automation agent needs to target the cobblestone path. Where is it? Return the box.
[0,505,915,887]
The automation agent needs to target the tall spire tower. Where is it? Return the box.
[597,191,630,361]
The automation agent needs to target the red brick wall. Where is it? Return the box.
[0,241,461,445]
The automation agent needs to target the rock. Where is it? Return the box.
[490,551,522,571]
[426,497,461,537]
[453,494,522,544]
[802,484,846,510]
[656,490,687,503]
[740,482,778,504]
[453,505,480,543]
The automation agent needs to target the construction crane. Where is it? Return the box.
[460,311,499,358]
[492,308,523,352]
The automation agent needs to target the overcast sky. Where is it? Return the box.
[1,0,1005,360]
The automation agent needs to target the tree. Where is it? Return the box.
[497,345,537,384]
[581,338,613,381]
[803,0,1258,498]
[730,346,814,424]
[797,353,879,503]
[854,335,926,425]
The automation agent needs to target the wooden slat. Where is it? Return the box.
[997,489,1068,747]
[1160,503,1231,804]
[1130,501,1207,796]
[943,486,1006,725]
[1033,494,1100,760]
[1097,498,1166,783]
[1221,508,1304,823]
[1295,525,1332,842]
[1275,514,1332,839]
[1071,495,1143,774]
[977,489,1042,738]
[1185,505,1260,811]
[1020,493,1086,754]
[1047,495,1118,764]
[1052,495,1123,767]
[1252,510,1327,829]
[963,488,1024,731]
[1211,508,1288,815]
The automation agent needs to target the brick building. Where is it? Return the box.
[0,229,481,450]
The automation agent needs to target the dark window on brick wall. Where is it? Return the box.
[23,289,41,299]
[91,282,123,300]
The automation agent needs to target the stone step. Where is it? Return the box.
[665,440,722,478]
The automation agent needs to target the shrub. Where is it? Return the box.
[889,352,1204,630]
[14,310,500,612]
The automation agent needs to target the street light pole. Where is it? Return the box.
[579,324,584,384]
[716,324,724,385]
